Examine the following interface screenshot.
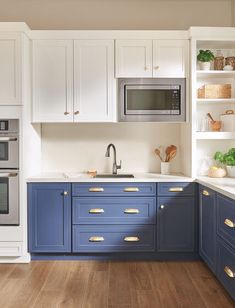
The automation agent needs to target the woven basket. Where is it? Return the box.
[198,84,231,99]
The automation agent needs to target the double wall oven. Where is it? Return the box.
[0,119,19,225]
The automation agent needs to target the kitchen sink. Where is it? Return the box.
[95,174,134,178]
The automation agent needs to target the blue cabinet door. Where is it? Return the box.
[157,196,195,252]
[28,183,71,253]
[199,185,216,273]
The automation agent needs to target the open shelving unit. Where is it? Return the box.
[190,28,235,177]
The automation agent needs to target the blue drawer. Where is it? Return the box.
[157,182,194,196]
[217,238,235,301]
[217,194,235,250]
[72,183,156,197]
[73,197,156,224]
[72,225,155,252]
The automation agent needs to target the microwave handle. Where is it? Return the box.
[0,137,17,142]
[0,172,18,178]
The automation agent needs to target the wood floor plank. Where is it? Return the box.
[183,261,235,308]
[0,260,232,308]
[108,261,132,307]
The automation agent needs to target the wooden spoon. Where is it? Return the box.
[168,149,177,162]
[165,145,177,162]
[154,148,163,162]
[207,113,215,124]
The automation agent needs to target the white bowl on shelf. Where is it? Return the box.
[226,166,235,177]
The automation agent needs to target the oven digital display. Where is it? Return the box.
[0,121,8,131]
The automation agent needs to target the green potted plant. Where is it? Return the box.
[214,148,235,177]
[197,49,215,70]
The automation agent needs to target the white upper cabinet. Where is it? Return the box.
[116,39,188,78]
[115,40,152,77]
[153,40,188,78]
[32,40,73,122]
[74,40,115,122]
[0,33,21,105]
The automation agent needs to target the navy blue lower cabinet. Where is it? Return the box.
[28,183,71,253]
[157,196,195,252]
[72,225,155,253]
[217,238,235,301]
[72,197,156,225]
[199,185,216,273]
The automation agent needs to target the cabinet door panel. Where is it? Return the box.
[28,183,71,252]
[74,40,115,122]
[199,186,216,273]
[116,40,152,77]
[157,196,195,252]
[0,34,21,105]
[153,40,188,78]
[32,40,73,122]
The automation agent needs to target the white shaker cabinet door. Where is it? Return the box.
[74,40,115,122]
[153,40,189,78]
[32,40,73,122]
[0,34,21,105]
[115,40,152,77]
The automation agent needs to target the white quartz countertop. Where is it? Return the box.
[26,172,235,200]
[26,172,194,183]
[197,176,235,201]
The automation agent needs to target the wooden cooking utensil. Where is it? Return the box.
[168,149,177,162]
[165,145,177,162]
[207,113,215,123]
[154,148,163,162]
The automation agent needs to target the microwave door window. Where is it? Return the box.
[126,89,180,114]
[0,142,8,161]
[0,179,8,214]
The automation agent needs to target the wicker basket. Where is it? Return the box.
[197,84,231,99]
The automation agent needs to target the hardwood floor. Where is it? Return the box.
[0,261,233,308]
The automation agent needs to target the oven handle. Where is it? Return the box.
[0,172,18,178]
[0,137,18,142]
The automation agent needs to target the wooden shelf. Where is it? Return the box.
[197,98,235,103]
[197,70,235,78]
[196,132,235,140]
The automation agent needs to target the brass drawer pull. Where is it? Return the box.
[124,209,140,214]
[124,236,140,242]
[202,190,210,196]
[89,208,104,214]
[224,266,235,278]
[89,236,104,242]
[168,187,183,192]
[74,111,80,115]
[124,187,139,192]
[64,111,69,115]
[224,219,235,228]
[89,188,104,192]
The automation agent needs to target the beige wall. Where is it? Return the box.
[0,0,232,30]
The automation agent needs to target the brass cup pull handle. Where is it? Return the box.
[89,188,104,192]
[202,190,210,196]
[124,187,139,192]
[89,208,104,214]
[89,236,104,242]
[144,66,148,71]
[124,209,140,214]
[124,236,140,242]
[168,187,183,192]
[224,219,235,228]
[224,266,235,278]
[74,111,80,115]
[64,111,69,115]
[154,66,160,70]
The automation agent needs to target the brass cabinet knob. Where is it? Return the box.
[89,208,104,214]
[63,191,68,196]
[160,205,165,209]
[144,66,148,71]
[154,66,160,70]
[224,266,235,278]
[202,190,210,196]
[74,111,80,115]
[224,218,235,228]
[89,236,104,242]
[64,111,69,115]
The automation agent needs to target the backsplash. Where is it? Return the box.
[41,123,181,173]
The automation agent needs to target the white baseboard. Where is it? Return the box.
[0,253,31,263]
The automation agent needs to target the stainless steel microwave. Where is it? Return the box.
[119,78,186,122]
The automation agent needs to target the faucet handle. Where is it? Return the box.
[117,160,122,170]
